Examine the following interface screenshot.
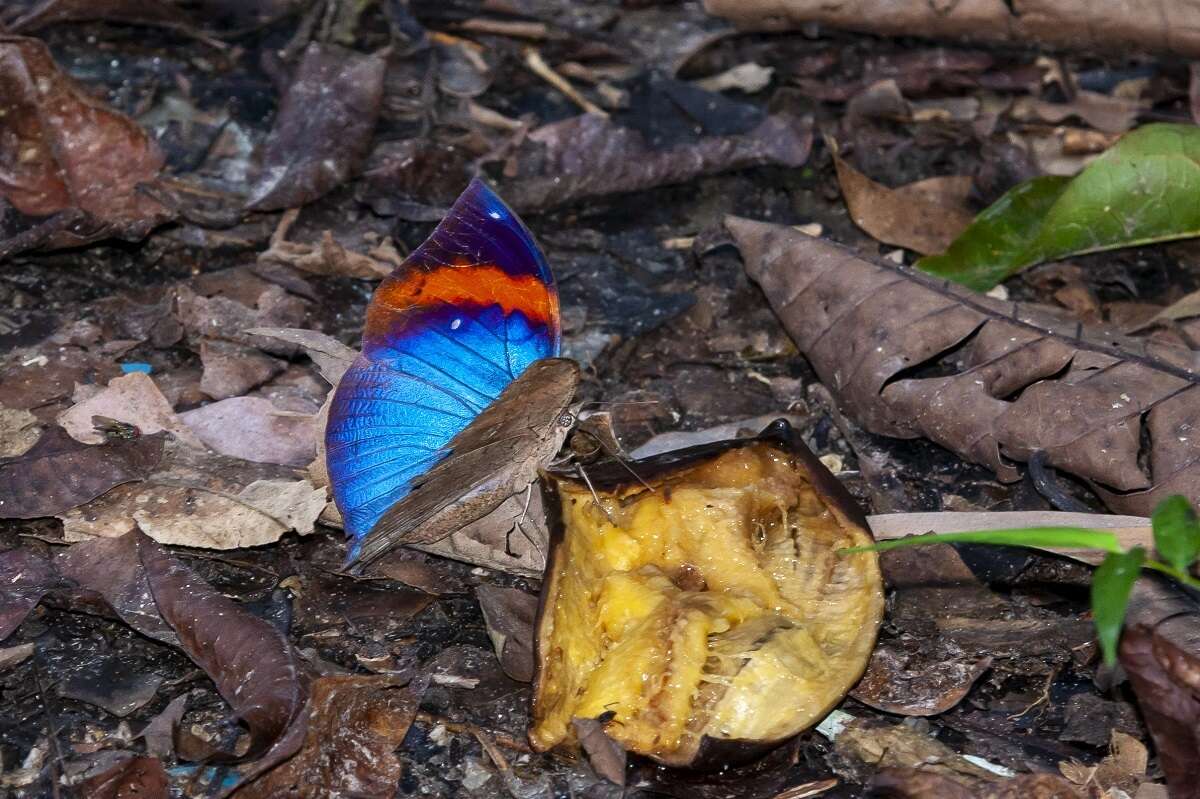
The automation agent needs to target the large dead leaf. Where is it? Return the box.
[245,43,386,211]
[234,675,425,799]
[0,35,169,252]
[704,0,1200,58]
[476,584,537,682]
[1120,621,1200,798]
[60,440,322,549]
[727,217,1200,516]
[0,426,164,518]
[495,111,812,212]
[57,531,309,763]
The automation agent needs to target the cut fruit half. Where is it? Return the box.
[530,420,885,768]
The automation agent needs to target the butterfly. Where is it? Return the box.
[325,179,578,566]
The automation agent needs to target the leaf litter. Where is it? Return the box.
[4,1,1200,796]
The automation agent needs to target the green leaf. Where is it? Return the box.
[1091,547,1145,667]
[1151,495,1200,573]
[840,527,1123,555]
[917,124,1200,291]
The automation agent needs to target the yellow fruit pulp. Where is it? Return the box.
[530,443,884,764]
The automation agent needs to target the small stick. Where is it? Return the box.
[522,48,608,117]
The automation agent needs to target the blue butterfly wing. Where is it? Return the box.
[325,179,560,556]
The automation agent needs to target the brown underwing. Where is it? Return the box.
[351,357,580,568]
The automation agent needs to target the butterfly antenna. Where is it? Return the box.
[575,461,617,525]
[603,443,655,494]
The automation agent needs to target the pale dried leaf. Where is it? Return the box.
[180,396,316,467]
[58,372,202,448]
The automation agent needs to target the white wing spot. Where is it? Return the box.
[451,318,462,330]
[488,211,501,219]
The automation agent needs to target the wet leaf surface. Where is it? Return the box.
[475,585,537,683]
[75,754,169,799]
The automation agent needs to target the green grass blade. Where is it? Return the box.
[1091,547,1146,667]
[841,527,1124,555]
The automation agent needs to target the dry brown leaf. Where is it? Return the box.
[245,43,386,211]
[58,372,202,448]
[257,211,399,280]
[727,217,1200,516]
[180,396,315,468]
[704,0,1200,58]
[1013,91,1143,135]
[573,716,627,786]
[830,141,975,255]
[243,327,357,386]
[1128,289,1200,332]
[0,426,164,519]
[199,340,286,401]
[476,585,538,682]
[236,675,425,799]
[835,719,999,784]
[1119,621,1200,799]
[495,111,812,211]
[0,35,169,252]
[851,645,991,716]
[1059,730,1147,795]
[75,755,168,799]
[60,440,319,549]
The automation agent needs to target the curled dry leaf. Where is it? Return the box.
[495,111,812,211]
[243,328,357,386]
[830,141,975,256]
[0,35,169,253]
[704,0,1200,59]
[181,396,316,468]
[572,717,627,787]
[0,426,164,519]
[235,675,426,799]
[1119,622,1200,798]
[58,372,202,449]
[728,217,1200,516]
[851,645,992,717]
[58,531,309,764]
[246,43,386,211]
[475,584,538,682]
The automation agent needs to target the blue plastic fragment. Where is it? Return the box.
[120,362,153,374]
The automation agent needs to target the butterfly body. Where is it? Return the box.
[325,179,568,563]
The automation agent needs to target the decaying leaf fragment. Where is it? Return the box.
[728,217,1200,516]
[0,35,169,252]
[235,675,425,799]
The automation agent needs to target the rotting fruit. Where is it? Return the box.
[530,421,885,768]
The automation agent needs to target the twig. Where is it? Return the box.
[414,711,534,753]
[32,655,63,799]
[522,48,608,117]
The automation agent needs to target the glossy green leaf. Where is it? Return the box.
[1151,495,1200,573]
[840,526,1123,555]
[1091,547,1145,667]
[917,124,1200,291]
